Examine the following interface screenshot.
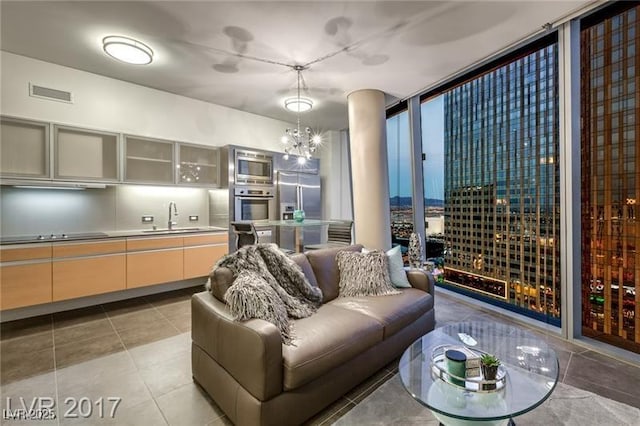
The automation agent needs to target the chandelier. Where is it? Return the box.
[281,65,321,165]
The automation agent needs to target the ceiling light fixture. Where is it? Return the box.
[103,36,153,65]
[282,66,321,165]
[284,97,313,112]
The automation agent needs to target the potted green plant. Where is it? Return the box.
[481,353,501,389]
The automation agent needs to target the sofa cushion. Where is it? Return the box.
[282,304,383,390]
[363,246,411,288]
[305,244,363,302]
[336,250,400,297]
[290,253,319,288]
[328,288,434,339]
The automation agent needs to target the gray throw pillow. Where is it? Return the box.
[223,271,292,344]
[336,250,401,297]
[362,245,411,288]
[385,245,411,288]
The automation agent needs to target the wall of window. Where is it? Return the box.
[421,97,446,275]
[441,43,561,324]
[385,1,640,358]
[387,110,413,254]
[581,3,640,354]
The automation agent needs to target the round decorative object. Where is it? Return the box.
[445,350,467,386]
[293,209,305,222]
[408,232,423,268]
[430,345,507,393]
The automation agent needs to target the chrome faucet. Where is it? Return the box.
[168,201,178,230]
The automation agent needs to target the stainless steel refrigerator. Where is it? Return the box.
[276,170,322,252]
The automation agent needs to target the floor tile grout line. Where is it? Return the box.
[321,399,355,426]
[100,303,171,426]
[562,352,573,383]
[343,370,394,405]
[49,315,61,426]
[146,300,183,334]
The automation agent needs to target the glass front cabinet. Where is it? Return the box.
[54,125,119,181]
[0,116,221,188]
[177,143,219,186]
[124,135,175,184]
[0,117,50,178]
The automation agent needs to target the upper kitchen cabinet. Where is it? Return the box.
[0,116,50,178]
[124,135,174,184]
[177,143,219,186]
[54,125,119,181]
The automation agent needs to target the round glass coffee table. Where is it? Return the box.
[399,321,559,426]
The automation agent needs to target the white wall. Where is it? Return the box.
[0,51,292,150]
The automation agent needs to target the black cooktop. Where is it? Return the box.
[1,232,109,244]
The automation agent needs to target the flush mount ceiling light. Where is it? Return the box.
[284,97,313,112]
[103,36,153,65]
[281,65,321,165]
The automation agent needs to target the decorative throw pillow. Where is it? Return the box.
[223,270,292,344]
[362,246,411,288]
[385,245,411,288]
[336,250,401,297]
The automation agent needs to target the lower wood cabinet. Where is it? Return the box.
[53,254,126,301]
[183,233,228,279]
[184,245,227,279]
[0,243,52,310]
[0,231,229,310]
[127,249,184,288]
[52,240,126,301]
[1,262,52,309]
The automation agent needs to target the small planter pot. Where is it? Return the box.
[481,364,499,390]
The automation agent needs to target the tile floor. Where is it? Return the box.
[1,287,639,425]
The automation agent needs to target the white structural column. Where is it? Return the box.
[347,89,392,250]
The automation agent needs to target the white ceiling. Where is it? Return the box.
[1,1,591,130]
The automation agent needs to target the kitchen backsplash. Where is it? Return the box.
[0,185,227,237]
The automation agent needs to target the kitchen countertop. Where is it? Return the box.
[0,226,228,245]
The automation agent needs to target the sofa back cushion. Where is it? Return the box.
[290,253,319,289]
[306,244,363,303]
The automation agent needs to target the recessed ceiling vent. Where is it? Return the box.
[29,83,73,104]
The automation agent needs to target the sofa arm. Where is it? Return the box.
[406,269,435,295]
[191,291,283,401]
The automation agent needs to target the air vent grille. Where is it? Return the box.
[29,83,73,103]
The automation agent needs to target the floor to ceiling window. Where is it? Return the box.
[387,109,413,257]
[421,96,446,278]
[417,37,561,325]
[581,3,640,354]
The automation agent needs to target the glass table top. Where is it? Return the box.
[399,321,559,422]
[253,219,340,227]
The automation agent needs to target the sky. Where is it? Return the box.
[386,95,444,200]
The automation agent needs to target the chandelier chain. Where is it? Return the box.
[282,67,321,164]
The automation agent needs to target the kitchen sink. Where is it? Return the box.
[142,227,204,233]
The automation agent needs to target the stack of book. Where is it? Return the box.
[457,346,482,378]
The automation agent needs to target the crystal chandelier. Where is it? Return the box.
[281,65,321,165]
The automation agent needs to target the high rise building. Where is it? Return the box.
[442,42,561,323]
[581,3,640,353]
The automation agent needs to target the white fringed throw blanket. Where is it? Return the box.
[209,244,323,344]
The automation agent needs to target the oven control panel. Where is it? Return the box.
[235,187,273,197]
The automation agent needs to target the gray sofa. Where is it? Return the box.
[191,244,435,426]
